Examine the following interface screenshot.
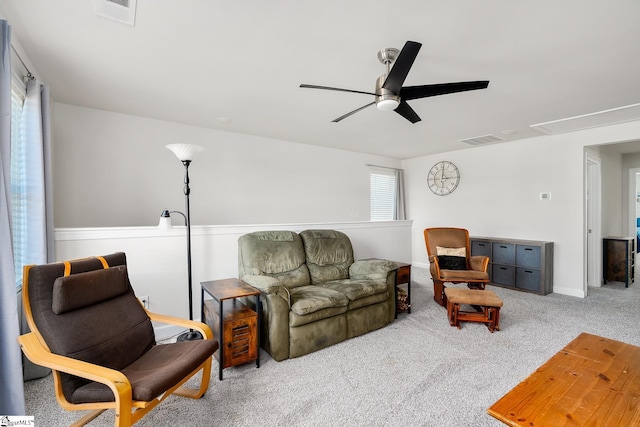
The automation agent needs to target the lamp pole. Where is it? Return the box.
[183,159,194,323]
[177,159,203,341]
[165,144,204,342]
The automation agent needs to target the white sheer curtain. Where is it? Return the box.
[0,18,26,415]
[21,78,54,266]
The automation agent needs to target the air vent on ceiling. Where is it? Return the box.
[459,134,505,146]
[94,0,137,26]
[530,103,640,135]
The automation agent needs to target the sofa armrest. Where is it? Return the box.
[469,255,489,272]
[240,275,291,307]
[349,259,398,281]
[240,275,281,294]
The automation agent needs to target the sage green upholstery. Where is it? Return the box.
[238,229,397,361]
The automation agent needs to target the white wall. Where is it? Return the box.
[54,220,412,339]
[53,103,401,227]
[402,120,640,298]
[52,103,640,300]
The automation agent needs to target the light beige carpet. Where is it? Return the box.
[23,267,640,426]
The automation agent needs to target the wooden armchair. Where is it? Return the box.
[18,252,218,427]
[424,228,490,306]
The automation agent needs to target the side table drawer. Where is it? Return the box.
[396,265,410,284]
[204,299,258,369]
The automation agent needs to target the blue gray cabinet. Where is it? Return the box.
[471,237,554,295]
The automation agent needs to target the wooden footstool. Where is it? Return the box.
[444,288,503,332]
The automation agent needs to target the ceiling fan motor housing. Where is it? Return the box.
[375,75,400,111]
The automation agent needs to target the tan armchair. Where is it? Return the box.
[424,228,489,306]
[18,252,218,427]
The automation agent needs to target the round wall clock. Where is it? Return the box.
[427,161,460,196]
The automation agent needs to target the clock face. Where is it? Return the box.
[427,161,460,196]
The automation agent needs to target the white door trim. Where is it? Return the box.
[585,152,602,293]
[627,168,640,241]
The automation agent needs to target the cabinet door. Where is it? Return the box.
[516,267,541,292]
[604,239,630,283]
[492,243,515,265]
[492,264,515,287]
[223,315,258,368]
[471,240,491,258]
[516,245,541,268]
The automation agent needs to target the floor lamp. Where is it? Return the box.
[161,143,204,342]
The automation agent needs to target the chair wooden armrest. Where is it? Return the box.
[146,310,213,340]
[18,331,134,426]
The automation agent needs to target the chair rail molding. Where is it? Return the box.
[54,220,413,339]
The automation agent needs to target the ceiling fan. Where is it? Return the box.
[300,41,489,124]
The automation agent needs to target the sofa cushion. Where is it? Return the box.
[289,285,349,316]
[300,230,354,284]
[320,279,388,302]
[238,231,310,289]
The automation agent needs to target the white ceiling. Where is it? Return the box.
[2,0,640,159]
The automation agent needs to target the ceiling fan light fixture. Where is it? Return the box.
[377,98,400,111]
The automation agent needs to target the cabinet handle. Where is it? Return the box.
[500,245,507,248]
[525,248,532,251]
[525,270,533,274]
[479,243,486,247]
[500,267,507,270]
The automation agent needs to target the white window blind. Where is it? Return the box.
[370,167,396,221]
[10,75,26,287]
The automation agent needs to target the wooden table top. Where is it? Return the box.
[488,332,640,426]
[201,278,260,301]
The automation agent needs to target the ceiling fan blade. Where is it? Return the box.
[400,81,490,100]
[382,41,422,94]
[300,84,377,96]
[332,102,376,122]
[394,101,421,124]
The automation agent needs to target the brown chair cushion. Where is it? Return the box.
[52,266,129,314]
[444,288,503,307]
[70,340,218,403]
[439,269,489,282]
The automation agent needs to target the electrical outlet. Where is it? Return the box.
[139,295,149,309]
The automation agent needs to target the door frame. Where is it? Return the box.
[627,168,640,242]
[585,152,602,293]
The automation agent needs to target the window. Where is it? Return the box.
[370,167,396,221]
[10,74,26,287]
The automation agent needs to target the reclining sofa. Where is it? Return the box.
[238,229,398,361]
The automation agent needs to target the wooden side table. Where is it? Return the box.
[201,278,261,380]
[394,261,411,316]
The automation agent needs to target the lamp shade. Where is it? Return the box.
[158,209,173,229]
[166,144,204,161]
